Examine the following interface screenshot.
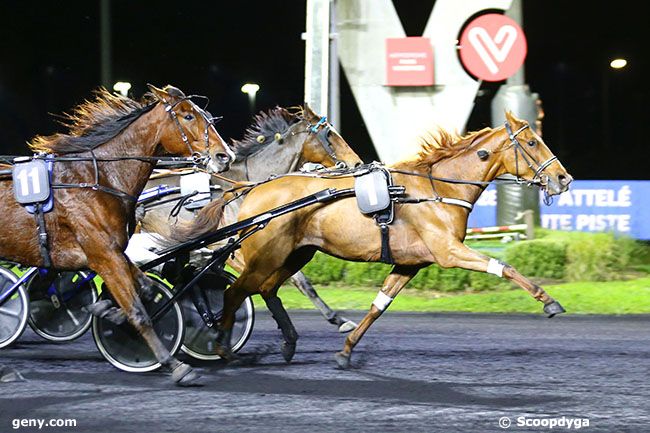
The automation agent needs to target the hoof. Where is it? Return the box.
[172,363,202,387]
[83,299,113,316]
[337,320,357,334]
[214,345,236,362]
[281,341,296,363]
[544,301,566,318]
[84,300,126,325]
[0,366,26,383]
[334,351,351,370]
[102,307,127,325]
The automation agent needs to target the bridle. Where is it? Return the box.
[503,121,558,187]
[0,97,228,204]
[162,95,226,166]
[306,116,348,169]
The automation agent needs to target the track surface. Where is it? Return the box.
[1,311,649,432]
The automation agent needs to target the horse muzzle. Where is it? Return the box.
[207,151,233,173]
[545,173,573,196]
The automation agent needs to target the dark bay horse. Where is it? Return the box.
[183,112,573,367]
[138,105,362,337]
[0,85,232,384]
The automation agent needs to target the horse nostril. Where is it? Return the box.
[336,161,348,169]
[216,153,230,164]
[558,174,571,186]
[354,162,363,168]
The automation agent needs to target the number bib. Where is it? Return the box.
[180,171,211,210]
[13,158,51,204]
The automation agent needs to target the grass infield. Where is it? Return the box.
[253,277,650,315]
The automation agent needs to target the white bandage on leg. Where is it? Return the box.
[487,258,505,278]
[372,291,393,312]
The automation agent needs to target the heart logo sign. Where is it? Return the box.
[459,14,527,82]
[468,25,518,74]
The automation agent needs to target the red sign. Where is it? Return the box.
[385,37,434,86]
[459,14,527,82]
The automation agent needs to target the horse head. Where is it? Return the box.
[484,111,572,197]
[147,84,234,173]
[297,103,363,169]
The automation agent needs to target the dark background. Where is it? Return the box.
[0,1,646,179]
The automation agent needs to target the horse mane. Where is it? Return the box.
[28,88,158,154]
[230,107,300,159]
[393,127,493,171]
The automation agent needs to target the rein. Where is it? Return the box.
[0,97,219,202]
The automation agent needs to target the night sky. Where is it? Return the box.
[0,1,647,179]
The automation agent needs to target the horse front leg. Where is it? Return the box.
[335,265,421,369]
[289,271,357,333]
[88,252,199,386]
[434,240,565,316]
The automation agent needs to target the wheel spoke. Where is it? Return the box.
[0,307,22,318]
[65,308,81,326]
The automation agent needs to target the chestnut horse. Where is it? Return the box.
[0,85,232,384]
[182,112,573,368]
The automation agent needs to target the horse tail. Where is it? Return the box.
[139,210,173,241]
[171,184,252,241]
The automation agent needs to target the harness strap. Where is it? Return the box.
[34,203,52,268]
[439,197,473,210]
[374,167,395,264]
[377,220,393,264]
[52,183,137,202]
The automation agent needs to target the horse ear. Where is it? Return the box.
[147,84,185,104]
[303,102,318,120]
[505,110,520,126]
[147,84,170,103]
[162,85,186,100]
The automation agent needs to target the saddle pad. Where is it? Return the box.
[180,171,211,209]
[354,170,391,214]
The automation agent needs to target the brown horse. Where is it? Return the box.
[183,111,573,368]
[0,85,232,384]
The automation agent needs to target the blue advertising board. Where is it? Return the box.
[467,181,650,240]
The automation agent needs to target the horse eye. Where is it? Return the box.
[527,139,536,147]
[184,114,194,121]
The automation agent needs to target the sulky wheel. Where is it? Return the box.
[0,266,29,348]
[180,269,255,361]
[27,270,98,342]
[91,276,184,372]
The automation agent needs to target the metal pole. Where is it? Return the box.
[248,93,256,115]
[506,0,524,85]
[328,0,340,129]
[304,0,330,116]
[100,0,112,88]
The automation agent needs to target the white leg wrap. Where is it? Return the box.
[487,258,505,278]
[372,291,393,312]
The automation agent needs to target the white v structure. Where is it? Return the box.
[337,0,513,163]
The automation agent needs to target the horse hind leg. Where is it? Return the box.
[264,295,299,363]
[213,279,253,362]
[336,265,420,369]
[289,271,357,333]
